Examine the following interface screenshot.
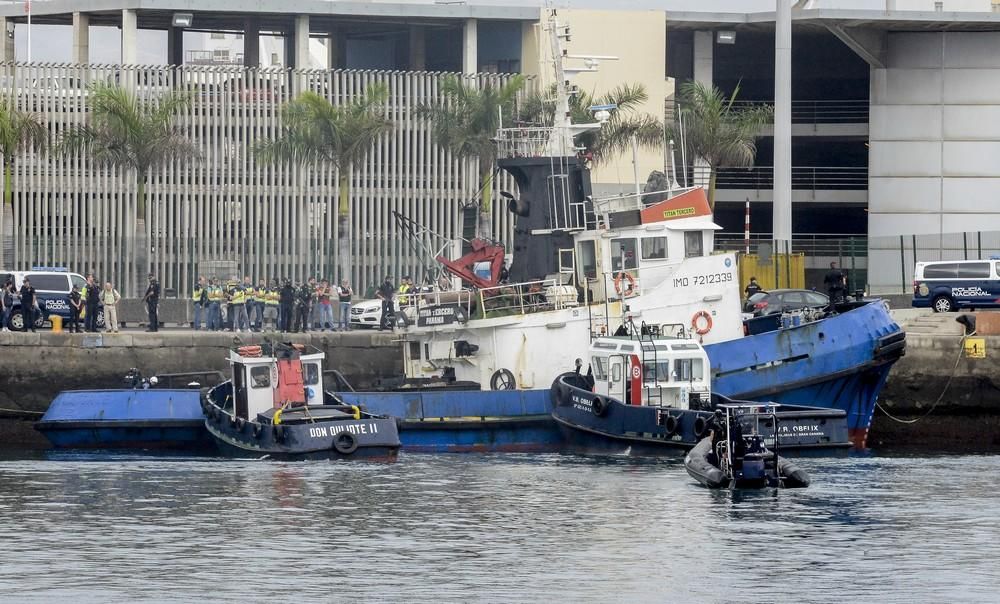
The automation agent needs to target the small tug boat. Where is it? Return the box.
[203,342,400,460]
[550,325,849,453]
[684,404,810,489]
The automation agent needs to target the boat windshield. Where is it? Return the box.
[675,358,705,381]
[643,361,670,383]
[591,356,609,380]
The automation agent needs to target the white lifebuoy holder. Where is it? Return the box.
[614,272,636,297]
[691,310,713,335]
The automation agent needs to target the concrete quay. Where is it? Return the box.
[0,329,401,416]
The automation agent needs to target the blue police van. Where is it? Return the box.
[912,259,1000,313]
[1,267,104,330]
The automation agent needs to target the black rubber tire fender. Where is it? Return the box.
[693,416,708,438]
[333,431,359,455]
[664,413,679,435]
[591,396,608,417]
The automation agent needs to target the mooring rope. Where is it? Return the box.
[0,407,44,416]
[875,330,973,425]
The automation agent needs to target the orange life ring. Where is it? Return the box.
[691,310,713,335]
[614,272,636,297]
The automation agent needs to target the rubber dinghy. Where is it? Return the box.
[684,405,810,489]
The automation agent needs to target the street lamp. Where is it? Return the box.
[172,13,193,28]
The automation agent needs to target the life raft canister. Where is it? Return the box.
[614,272,636,298]
[691,310,713,335]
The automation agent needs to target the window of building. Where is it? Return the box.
[641,236,668,260]
[211,32,226,40]
[26,274,68,291]
[610,238,637,271]
[213,49,230,62]
[684,231,703,258]
[250,366,271,389]
[270,53,280,66]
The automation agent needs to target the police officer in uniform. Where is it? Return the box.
[192,275,207,330]
[744,276,762,300]
[19,277,37,332]
[263,279,280,331]
[377,275,395,331]
[229,279,249,332]
[207,278,223,331]
[824,262,846,305]
[68,284,83,333]
[142,273,161,332]
[279,279,296,333]
[84,273,101,332]
[295,280,314,333]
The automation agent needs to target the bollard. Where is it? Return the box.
[51,315,63,333]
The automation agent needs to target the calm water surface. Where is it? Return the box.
[0,451,997,603]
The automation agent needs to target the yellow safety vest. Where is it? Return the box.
[398,284,410,304]
[208,286,222,302]
[192,286,204,302]
[231,288,246,305]
[265,289,280,306]
[245,287,255,303]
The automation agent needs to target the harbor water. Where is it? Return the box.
[1,451,997,603]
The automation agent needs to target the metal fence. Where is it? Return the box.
[1,63,521,296]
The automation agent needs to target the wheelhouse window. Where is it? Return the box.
[643,361,671,383]
[684,231,703,258]
[675,358,705,381]
[303,363,320,385]
[577,240,597,279]
[249,366,271,389]
[591,357,609,381]
[610,238,638,272]
[641,236,668,260]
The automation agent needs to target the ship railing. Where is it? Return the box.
[494,126,552,159]
[588,186,702,223]
[476,278,574,318]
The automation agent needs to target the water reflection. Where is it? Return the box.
[0,452,996,603]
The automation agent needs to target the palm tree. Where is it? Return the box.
[62,83,198,291]
[255,85,394,283]
[667,81,773,210]
[418,75,525,240]
[520,82,663,165]
[0,100,47,267]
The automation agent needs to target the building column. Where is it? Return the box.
[693,30,713,86]
[409,25,426,71]
[462,18,477,74]
[72,12,90,64]
[243,17,260,68]
[327,31,341,69]
[291,15,309,70]
[773,0,793,251]
[167,27,183,66]
[0,18,13,63]
[121,9,138,65]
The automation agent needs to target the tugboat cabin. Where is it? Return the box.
[587,335,710,410]
[226,343,326,421]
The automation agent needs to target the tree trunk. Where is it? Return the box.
[337,171,351,285]
[707,167,717,211]
[2,160,12,268]
[477,162,493,240]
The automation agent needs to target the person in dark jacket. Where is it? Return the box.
[294,281,314,333]
[19,278,37,332]
[823,262,846,305]
[142,273,161,332]
[84,274,101,332]
[377,275,395,331]
[744,277,762,300]
[278,279,296,333]
[1,279,13,331]
[68,285,83,333]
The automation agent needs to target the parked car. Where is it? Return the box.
[743,289,829,317]
[0,268,104,330]
[350,297,388,329]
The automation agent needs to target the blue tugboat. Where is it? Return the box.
[684,404,810,489]
[550,333,849,454]
[202,342,400,460]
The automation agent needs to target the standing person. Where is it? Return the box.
[19,277,36,332]
[377,275,395,331]
[192,275,207,331]
[824,262,846,305]
[263,279,280,331]
[101,281,121,333]
[744,276,762,300]
[207,278,223,331]
[142,273,161,332]
[67,284,83,333]
[318,279,334,331]
[253,278,267,331]
[84,274,100,333]
[229,279,249,333]
[1,278,13,332]
[279,279,296,333]
[306,277,321,330]
[337,278,353,331]
[295,280,314,333]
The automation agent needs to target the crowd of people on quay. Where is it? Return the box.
[189,275,363,333]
